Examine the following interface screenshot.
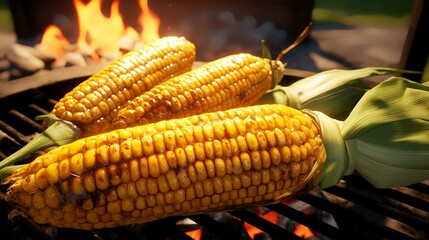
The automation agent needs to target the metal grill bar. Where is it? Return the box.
[343,175,429,214]
[299,193,416,240]
[189,214,249,239]
[0,120,30,146]
[408,183,429,195]
[28,103,51,115]
[8,109,42,131]
[325,185,429,230]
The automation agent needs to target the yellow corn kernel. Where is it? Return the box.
[95,168,109,190]
[58,160,71,180]
[35,168,48,189]
[112,53,274,129]
[5,104,325,230]
[22,174,38,193]
[52,36,196,137]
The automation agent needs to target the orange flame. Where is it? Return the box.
[74,0,125,53]
[40,0,160,62]
[39,25,70,60]
[138,0,160,44]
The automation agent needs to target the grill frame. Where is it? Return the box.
[0,70,428,240]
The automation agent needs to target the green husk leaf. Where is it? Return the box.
[318,77,429,188]
[257,67,419,120]
[341,77,429,188]
[304,110,348,189]
[0,114,81,170]
[261,40,272,61]
[260,40,285,90]
[299,80,368,120]
[0,165,25,183]
[256,85,302,109]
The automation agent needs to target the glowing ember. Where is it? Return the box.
[295,223,315,239]
[39,0,160,62]
[186,207,316,240]
[244,209,279,239]
[185,229,203,239]
[243,207,316,239]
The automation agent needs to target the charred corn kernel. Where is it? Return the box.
[5,104,326,230]
[113,53,282,129]
[52,36,196,137]
[95,168,109,190]
[35,168,48,189]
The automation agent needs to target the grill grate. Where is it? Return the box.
[0,75,428,240]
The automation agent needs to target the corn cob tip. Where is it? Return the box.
[271,60,285,88]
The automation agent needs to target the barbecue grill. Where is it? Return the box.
[1,0,429,239]
[0,68,428,240]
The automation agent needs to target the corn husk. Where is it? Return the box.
[0,114,80,179]
[257,67,418,120]
[314,77,429,188]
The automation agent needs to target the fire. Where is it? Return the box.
[185,207,316,239]
[74,0,125,53]
[39,0,160,62]
[138,0,160,44]
[39,25,71,60]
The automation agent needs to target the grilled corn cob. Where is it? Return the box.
[4,104,326,230]
[112,53,285,129]
[52,36,196,137]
